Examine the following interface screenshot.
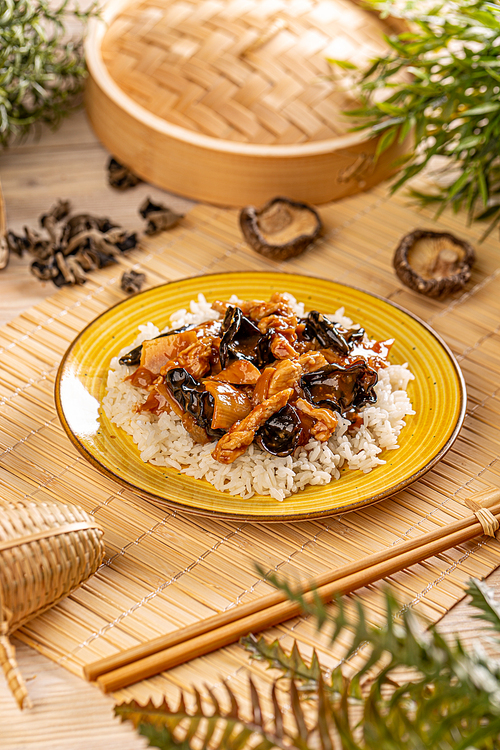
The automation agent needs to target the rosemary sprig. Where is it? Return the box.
[0,0,97,148]
[348,0,500,238]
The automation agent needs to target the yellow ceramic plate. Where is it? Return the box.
[55,272,466,521]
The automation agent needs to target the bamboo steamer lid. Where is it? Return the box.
[0,181,5,236]
[85,0,408,206]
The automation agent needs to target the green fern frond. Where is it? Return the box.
[119,580,500,749]
[465,578,500,633]
[116,681,292,750]
[242,635,323,690]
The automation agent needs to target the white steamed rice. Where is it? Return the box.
[102,293,415,501]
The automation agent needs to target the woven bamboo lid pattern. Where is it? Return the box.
[85,0,408,205]
[101,0,391,145]
[0,180,5,236]
[0,501,104,708]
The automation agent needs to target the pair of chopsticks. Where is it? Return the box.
[85,488,500,693]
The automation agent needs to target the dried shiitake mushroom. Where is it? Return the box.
[393,228,475,298]
[239,197,322,261]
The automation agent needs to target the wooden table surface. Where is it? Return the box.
[0,109,499,749]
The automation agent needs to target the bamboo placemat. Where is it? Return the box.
[1,185,499,708]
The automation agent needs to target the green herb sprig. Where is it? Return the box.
[0,0,97,148]
[347,0,500,238]
[116,578,500,749]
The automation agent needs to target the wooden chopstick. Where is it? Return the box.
[84,487,500,683]
[86,488,500,693]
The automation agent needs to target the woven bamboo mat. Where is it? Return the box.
[2,185,499,710]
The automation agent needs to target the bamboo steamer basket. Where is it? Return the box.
[0,179,5,236]
[0,501,104,708]
[85,0,408,206]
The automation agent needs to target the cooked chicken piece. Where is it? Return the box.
[267,359,303,397]
[160,340,212,380]
[271,333,299,359]
[270,292,293,304]
[298,351,328,373]
[212,389,293,463]
[295,398,338,442]
[257,313,298,334]
[268,352,328,396]
[212,297,295,323]
[253,352,328,405]
[247,299,295,321]
[212,299,265,315]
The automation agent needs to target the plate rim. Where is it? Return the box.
[55,270,467,522]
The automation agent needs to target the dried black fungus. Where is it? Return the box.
[302,311,365,355]
[40,198,71,226]
[139,197,184,235]
[219,306,272,369]
[256,404,302,457]
[107,157,142,190]
[2,199,141,287]
[24,227,52,260]
[118,325,193,367]
[115,232,139,253]
[121,269,146,294]
[3,194,182,283]
[39,199,71,245]
[300,362,378,414]
[164,367,224,438]
[5,230,29,257]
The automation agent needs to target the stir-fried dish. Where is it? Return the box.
[119,294,393,464]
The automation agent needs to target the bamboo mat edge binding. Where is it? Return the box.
[0,189,498,707]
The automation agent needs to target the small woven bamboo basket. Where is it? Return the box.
[0,501,104,708]
[85,0,409,206]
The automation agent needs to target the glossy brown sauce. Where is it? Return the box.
[124,304,384,457]
[126,367,157,388]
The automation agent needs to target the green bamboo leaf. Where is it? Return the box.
[475,203,500,221]
[376,101,405,116]
[398,115,415,143]
[478,169,489,206]
[375,126,397,159]
[326,58,357,70]
[463,101,500,116]
[454,716,500,750]
[462,8,500,29]
[452,135,484,150]
[370,117,405,133]
[448,169,472,199]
